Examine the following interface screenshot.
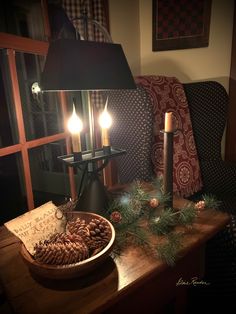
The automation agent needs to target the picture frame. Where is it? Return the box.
[152,0,212,51]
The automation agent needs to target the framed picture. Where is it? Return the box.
[152,0,212,51]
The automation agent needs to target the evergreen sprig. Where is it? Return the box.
[178,204,197,225]
[202,194,221,210]
[106,178,212,266]
[156,232,183,266]
[149,208,177,235]
[151,177,171,206]
[151,176,164,192]
[127,226,150,248]
[130,180,150,203]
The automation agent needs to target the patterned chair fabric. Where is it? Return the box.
[108,79,236,311]
[106,84,154,183]
[184,81,236,210]
[183,81,236,311]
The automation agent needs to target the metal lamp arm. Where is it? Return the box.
[71,16,113,42]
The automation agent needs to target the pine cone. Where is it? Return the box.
[195,200,206,211]
[66,217,89,239]
[34,232,89,265]
[85,218,111,251]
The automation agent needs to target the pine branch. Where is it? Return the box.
[159,192,172,206]
[178,204,197,225]
[151,176,164,191]
[126,227,150,248]
[106,177,215,266]
[129,180,150,204]
[203,194,221,210]
[149,208,177,235]
[156,232,183,266]
[151,177,171,206]
[112,231,128,258]
[106,197,141,225]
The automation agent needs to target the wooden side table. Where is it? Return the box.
[0,197,230,314]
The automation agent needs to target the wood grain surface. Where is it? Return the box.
[0,196,230,314]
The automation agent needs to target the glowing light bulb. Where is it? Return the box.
[68,105,83,134]
[98,99,112,147]
[99,109,112,129]
[67,105,83,153]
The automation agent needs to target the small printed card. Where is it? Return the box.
[4,201,66,255]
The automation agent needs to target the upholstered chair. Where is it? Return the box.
[183,81,236,312]
[107,77,236,312]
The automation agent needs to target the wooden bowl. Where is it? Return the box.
[20,212,115,280]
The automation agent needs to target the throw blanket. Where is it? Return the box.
[135,75,203,197]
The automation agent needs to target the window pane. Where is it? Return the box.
[29,140,82,207]
[0,49,19,148]
[0,0,45,41]
[15,52,63,141]
[0,153,27,225]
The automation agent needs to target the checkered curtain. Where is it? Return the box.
[62,0,109,110]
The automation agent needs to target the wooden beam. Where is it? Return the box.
[0,33,48,55]
[26,133,67,149]
[0,144,22,157]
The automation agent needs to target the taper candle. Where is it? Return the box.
[71,134,81,153]
[101,128,110,146]
[165,112,174,132]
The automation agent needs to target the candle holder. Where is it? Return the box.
[73,151,82,162]
[161,129,176,209]
[102,145,111,155]
[58,147,126,214]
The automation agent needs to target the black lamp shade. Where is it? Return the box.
[41,39,136,91]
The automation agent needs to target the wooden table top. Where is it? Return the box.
[0,197,230,314]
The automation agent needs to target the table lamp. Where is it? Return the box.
[40,34,136,214]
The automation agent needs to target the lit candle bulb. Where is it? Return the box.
[98,98,112,150]
[67,104,83,158]
[164,112,174,132]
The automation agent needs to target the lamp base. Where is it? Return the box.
[57,147,127,215]
[74,171,109,214]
